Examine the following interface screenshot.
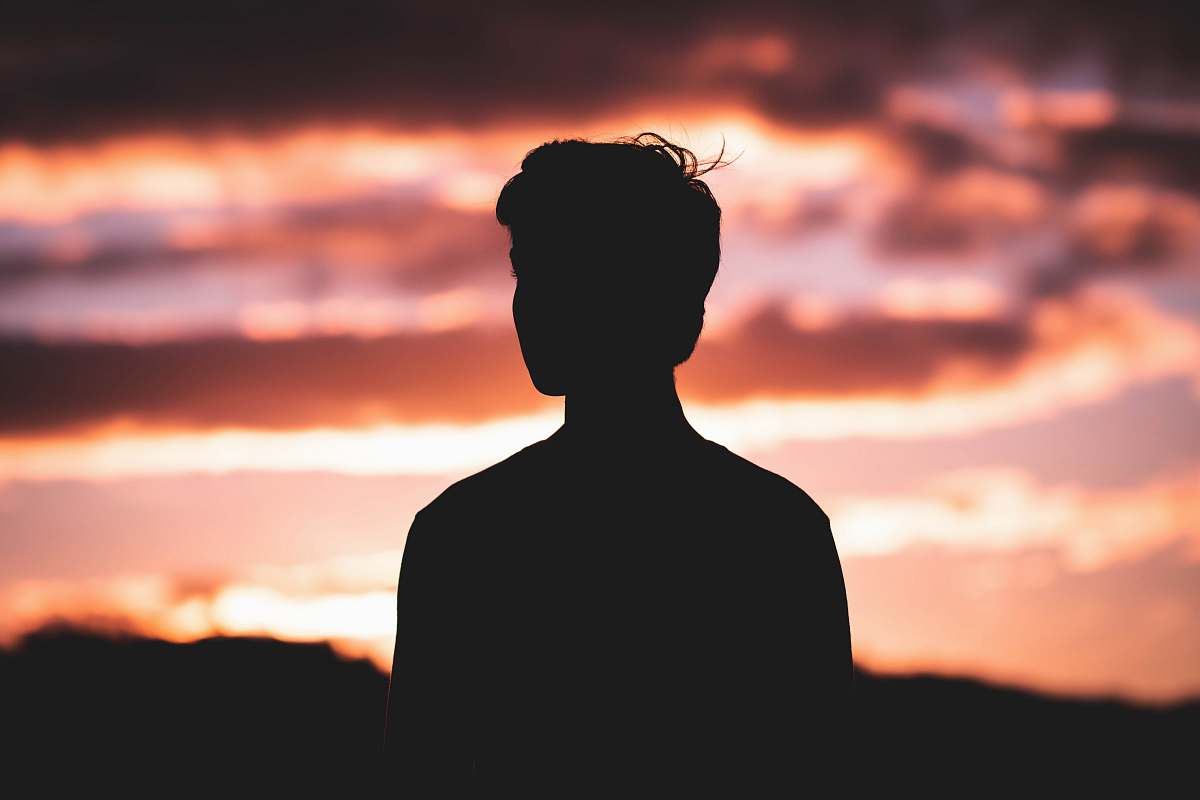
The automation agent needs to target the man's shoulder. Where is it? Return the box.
[411,435,830,530]
[414,438,551,524]
[706,440,829,527]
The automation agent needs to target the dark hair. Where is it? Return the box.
[496,132,726,366]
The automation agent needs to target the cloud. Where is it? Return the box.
[0,325,539,434]
[870,167,1048,258]
[828,466,1200,570]
[687,302,1030,397]
[1060,124,1200,196]
[890,122,981,176]
[0,470,449,584]
[684,287,1200,403]
[1067,183,1200,267]
[0,567,400,670]
[864,136,1200,283]
[1025,182,1200,296]
[0,2,886,143]
[0,288,1194,492]
[844,538,1200,701]
[5,2,1197,146]
[0,196,507,292]
[2,286,1196,438]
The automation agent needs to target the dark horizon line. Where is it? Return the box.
[9,621,1198,713]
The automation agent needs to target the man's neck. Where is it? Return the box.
[559,369,700,448]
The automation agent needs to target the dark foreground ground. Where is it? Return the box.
[2,625,1195,790]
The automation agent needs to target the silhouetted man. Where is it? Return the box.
[385,134,851,794]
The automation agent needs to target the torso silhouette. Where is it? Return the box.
[385,424,852,793]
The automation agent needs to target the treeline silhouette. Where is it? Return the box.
[3,624,1194,789]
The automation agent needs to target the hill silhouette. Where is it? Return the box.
[2,624,1194,789]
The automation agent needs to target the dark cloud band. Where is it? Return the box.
[6,1,1196,145]
[1,303,1041,435]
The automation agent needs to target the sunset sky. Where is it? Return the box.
[2,1,1199,702]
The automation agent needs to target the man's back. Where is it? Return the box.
[385,427,852,793]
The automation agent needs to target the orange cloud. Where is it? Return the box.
[683,287,1199,407]
[0,130,513,224]
[871,167,1047,258]
[0,325,542,434]
[2,288,1196,480]
[1068,183,1200,266]
[828,466,1200,571]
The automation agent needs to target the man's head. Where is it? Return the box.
[496,133,723,396]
